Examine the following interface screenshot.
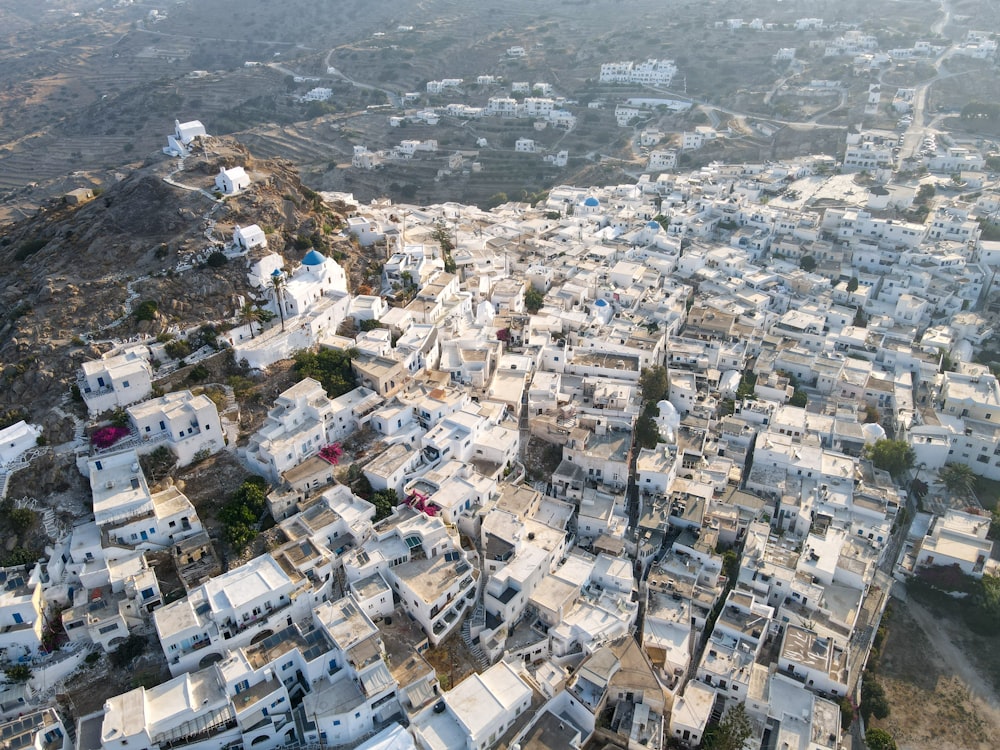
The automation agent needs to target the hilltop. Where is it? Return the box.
[0,139,368,437]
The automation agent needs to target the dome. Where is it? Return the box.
[594,298,608,307]
[302,249,326,266]
[862,422,886,445]
[646,220,661,231]
[583,196,600,207]
[271,268,284,277]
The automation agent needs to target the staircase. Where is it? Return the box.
[461,599,492,671]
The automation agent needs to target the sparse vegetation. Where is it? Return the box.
[864,439,915,478]
[134,300,158,322]
[220,477,269,552]
[524,286,544,314]
[293,348,358,398]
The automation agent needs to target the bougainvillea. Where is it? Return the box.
[91,426,131,449]
[318,443,344,465]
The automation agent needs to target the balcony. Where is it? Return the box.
[220,600,291,639]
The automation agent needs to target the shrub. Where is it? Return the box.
[164,340,192,360]
[91,425,131,449]
[206,251,228,268]
[110,634,147,668]
[134,300,158,321]
[4,665,32,682]
[860,678,889,722]
[318,443,344,465]
[7,508,35,533]
[865,728,897,750]
[187,364,211,383]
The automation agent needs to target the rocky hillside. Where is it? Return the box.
[0,138,371,437]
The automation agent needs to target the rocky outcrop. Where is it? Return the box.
[0,138,356,422]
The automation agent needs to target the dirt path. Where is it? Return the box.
[875,594,1000,750]
[905,595,1000,715]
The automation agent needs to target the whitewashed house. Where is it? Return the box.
[89,450,203,551]
[78,348,154,416]
[0,420,41,466]
[164,118,207,156]
[233,224,267,251]
[215,166,251,195]
[127,390,224,466]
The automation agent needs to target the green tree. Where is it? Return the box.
[345,463,374,499]
[703,702,753,750]
[110,407,130,428]
[4,665,32,682]
[293,349,358,398]
[7,507,35,534]
[239,303,271,339]
[865,728,898,750]
[372,489,398,521]
[789,390,807,407]
[860,678,890,722]
[635,413,660,449]
[800,255,817,272]
[431,222,457,273]
[164,340,192,360]
[639,365,669,403]
[838,697,854,728]
[484,192,508,209]
[846,277,859,293]
[938,462,977,502]
[524,286,544,313]
[864,439,915,478]
[269,272,287,332]
[134,300,158,322]
[736,370,758,399]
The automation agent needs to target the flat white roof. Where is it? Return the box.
[202,555,292,612]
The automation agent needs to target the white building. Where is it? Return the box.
[0,420,41,466]
[0,709,70,750]
[164,118,207,156]
[915,508,994,578]
[99,666,241,750]
[411,661,532,750]
[600,59,677,87]
[234,224,267,251]
[245,378,354,482]
[89,450,203,551]
[154,552,324,676]
[215,166,251,195]
[0,564,45,658]
[342,510,478,646]
[78,349,154,416]
[127,390,224,466]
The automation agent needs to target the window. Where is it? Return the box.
[98,623,119,634]
[122,380,130,388]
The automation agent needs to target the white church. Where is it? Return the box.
[233,249,352,370]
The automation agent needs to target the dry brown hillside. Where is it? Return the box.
[0,137,377,437]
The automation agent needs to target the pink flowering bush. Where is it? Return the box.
[319,443,344,465]
[91,426,131,449]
